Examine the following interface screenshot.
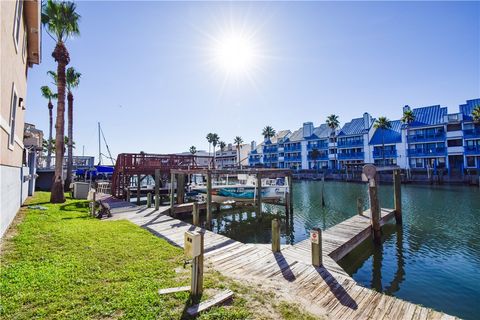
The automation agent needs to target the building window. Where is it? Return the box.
[13,0,23,51]
[447,123,462,131]
[447,139,462,147]
[9,84,18,149]
[466,156,475,168]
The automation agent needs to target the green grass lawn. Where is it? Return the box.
[0,192,318,320]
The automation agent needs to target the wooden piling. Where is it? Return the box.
[368,175,381,244]
[170,173,176,216]
[155,169,160,210]
[177,174,185,205]
[393,169,402,224]
[357,197,363,216]
[206,172,212,227]
[311,227,322,267]
[288,175,293,215]
[147,192,152,208]
[256,173,262,214]
[136,174,141,205]
[193,202,200,226]
[272,218,280,253]
[191,231,204,297]
[126,189,131,203]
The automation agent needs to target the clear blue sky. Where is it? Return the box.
[26,1,480,160]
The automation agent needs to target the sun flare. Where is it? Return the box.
[214,33,256,74]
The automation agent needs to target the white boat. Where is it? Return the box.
[190,174,288,203]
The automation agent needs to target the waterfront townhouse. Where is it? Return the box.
[248,141,264,167]
[369,120,406,167]
[460,99,480,170]
[404,105,448,171]
[262,130,290,168]
[1,0,42,236]
[215,143,251,169]
[305,123,330,169]
[283,126,303,169]
[337,113,375,169]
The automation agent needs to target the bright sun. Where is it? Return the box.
[213,33,256,74]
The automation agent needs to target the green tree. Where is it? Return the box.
[219,141,226,151]
[401,107,415,126]
[472,105,480,123]
[326,114,340,170]
[189,146,197,155]
[42,0,80,203]
[211,133,220,162]
[310,148,321,171]
[234,136,243,167]
[262,126,276,140]
[374,116,392,166]
[40,86,57,168]
[206,133,214,156]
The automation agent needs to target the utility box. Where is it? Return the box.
[184,231,201,259]
[73,182,90,199]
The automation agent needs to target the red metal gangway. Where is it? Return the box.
[111,153,213,198]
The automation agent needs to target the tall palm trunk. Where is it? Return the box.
[46,100,53,168]
[382,132,385,166]
[237,146,240,167]
[50,42,70,203]
[65,91,73,189]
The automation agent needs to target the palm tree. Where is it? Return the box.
[326,114,340,170]
[472,105,480,123]
[211,133,220,161]
[40,86,57,168]
[262,126,276,140]
[42,0,80,203]
[206,133,214,156]
[219,141,226,151]
[401,107,415,126]
[310,148,321,171]
[65,67,81,189]
[189,146,197,155]
[234,136,243,167]
[374,117,392,166]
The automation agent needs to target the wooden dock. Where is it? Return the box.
[98,194,457,320]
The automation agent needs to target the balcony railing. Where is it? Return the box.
[307,154,329,161]
[338,152,364,160]
[285,156,302,162]
[463,128,480,139]
[284,145,301,152]
[373,149,397,159]
[407,132,445,143]
[465,145,480,155]
[263,157,278,162]
[307,142,328,150]
[337,140,364,148]
[407,147,446,157]
[263,147,278,153]
[249,157,261,163]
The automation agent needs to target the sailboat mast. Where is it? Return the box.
[98,122,101,165]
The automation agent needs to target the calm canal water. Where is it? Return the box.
[187,180,480,319]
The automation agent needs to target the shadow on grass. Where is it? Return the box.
[180,292,203,320]
[60,202,89,212]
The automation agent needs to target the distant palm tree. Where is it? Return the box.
[189,146,197,155]
[326,114,340,170]
[40,86,57,168]
[42,0,80,203]
[472,105,480,123]
[234,136,243,166]
[262,126,276,140]
[206,133,214,156]
[374,117,392,166]
[310,148,321,171]
[211,133,220,162]
[219,141,226,151]
[401,107,415,126]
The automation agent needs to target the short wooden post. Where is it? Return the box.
[91,191,96,216]
[393,169,402,224]
[170,173,176,216]
[311,228,322,267]
[206,172,212,227]
[126,189,131,203]
[147,192,152,208]
[136,174,141,205]
[155,169,160,210]
[357,197,363,215]
[368,175,381,244]
[272,218,280,253]
[192,202,200,226]
[288,175,293,215]
[177,174,185,205]
[256,173,262,214]
[321,175,325,207]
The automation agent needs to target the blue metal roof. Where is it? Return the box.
[407,105,447,127]
[369,120,402,145]
[459,99,480,122]
[338,118,370,136]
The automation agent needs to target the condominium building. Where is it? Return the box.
[247,99,480,174]
[214,143,251,169]
[1,0,42,236]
